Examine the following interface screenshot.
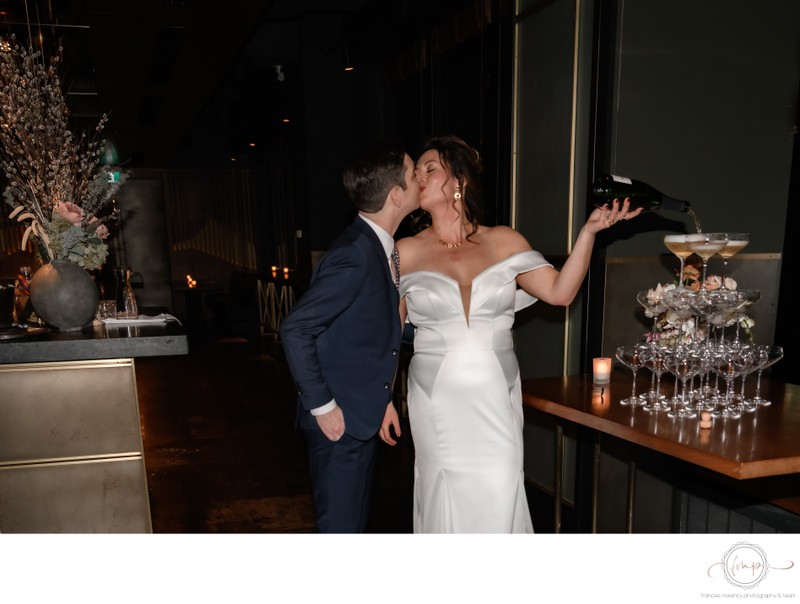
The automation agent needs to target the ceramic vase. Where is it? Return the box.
[29,260,99,331]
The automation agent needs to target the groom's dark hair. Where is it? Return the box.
[343,140,407,213]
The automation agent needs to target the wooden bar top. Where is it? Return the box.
[521,370,800,480]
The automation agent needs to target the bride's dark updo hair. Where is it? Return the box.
[419,134,483,238]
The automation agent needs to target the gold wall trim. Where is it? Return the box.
[513,0,583,376]
[564,0,581,375]
[510,0,521,229]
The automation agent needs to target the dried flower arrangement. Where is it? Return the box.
[0,35,127,271]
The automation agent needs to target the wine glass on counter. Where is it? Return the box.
[663,234,693,287]
[718,233,750,284]
[686,232,728,287]
[615,345,645,406]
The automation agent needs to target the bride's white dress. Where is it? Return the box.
[401,250,551,533]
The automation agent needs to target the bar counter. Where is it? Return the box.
[521,371,800,480]
[521,370,800,532]
[0,319,188,533]
[0,319,188,364]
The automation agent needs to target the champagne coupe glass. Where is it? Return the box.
[728,289,760,350]
[710,347,752,419]
[640,345,670,412]
[749,346,784,407]
[663,234,693,287]
[717,233,750,285]
[661,287,697,394]
[616,345,644,406]
[686,232,728,287]
[636,289,667,345]
[693,344,722,411]
[636,290,668,403]
[688,289,739,348]
[687,289,739,400]
[663,287,699,345]
[738,345,762,412]
[665,350,701,419]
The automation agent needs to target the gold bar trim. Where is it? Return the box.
[0,358,133,373]
[0,453,143,470]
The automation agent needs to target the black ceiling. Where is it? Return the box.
[1,0,477,170]
[0,0,390,168]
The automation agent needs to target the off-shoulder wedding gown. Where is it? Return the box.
[401,250,551,533]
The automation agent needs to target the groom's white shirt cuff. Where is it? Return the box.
[311,400,337,416]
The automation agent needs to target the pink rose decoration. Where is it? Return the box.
[53,202,85,225]
[86,215,109,239]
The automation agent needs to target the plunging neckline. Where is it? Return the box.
[402,251,535,326]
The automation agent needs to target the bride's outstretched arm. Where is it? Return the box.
[517,198,640,306]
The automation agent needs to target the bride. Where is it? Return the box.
[378,134,639,533]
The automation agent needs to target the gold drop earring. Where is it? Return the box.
[454,184,462,201]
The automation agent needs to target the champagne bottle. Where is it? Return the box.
[591,174,691,212]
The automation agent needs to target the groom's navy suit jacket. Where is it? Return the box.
[280,216,401,440]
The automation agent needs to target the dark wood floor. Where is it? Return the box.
[135,334,414,533]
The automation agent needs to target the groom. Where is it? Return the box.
[280,141,419,532]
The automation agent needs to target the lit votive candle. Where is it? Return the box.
[593,357,612,384]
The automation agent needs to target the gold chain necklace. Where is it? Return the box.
[435,225,465,249]
[438,238,463,249]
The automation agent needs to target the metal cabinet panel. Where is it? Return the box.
[0,457,151,533]
[0,360,141,463]
[0,358,151,533]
